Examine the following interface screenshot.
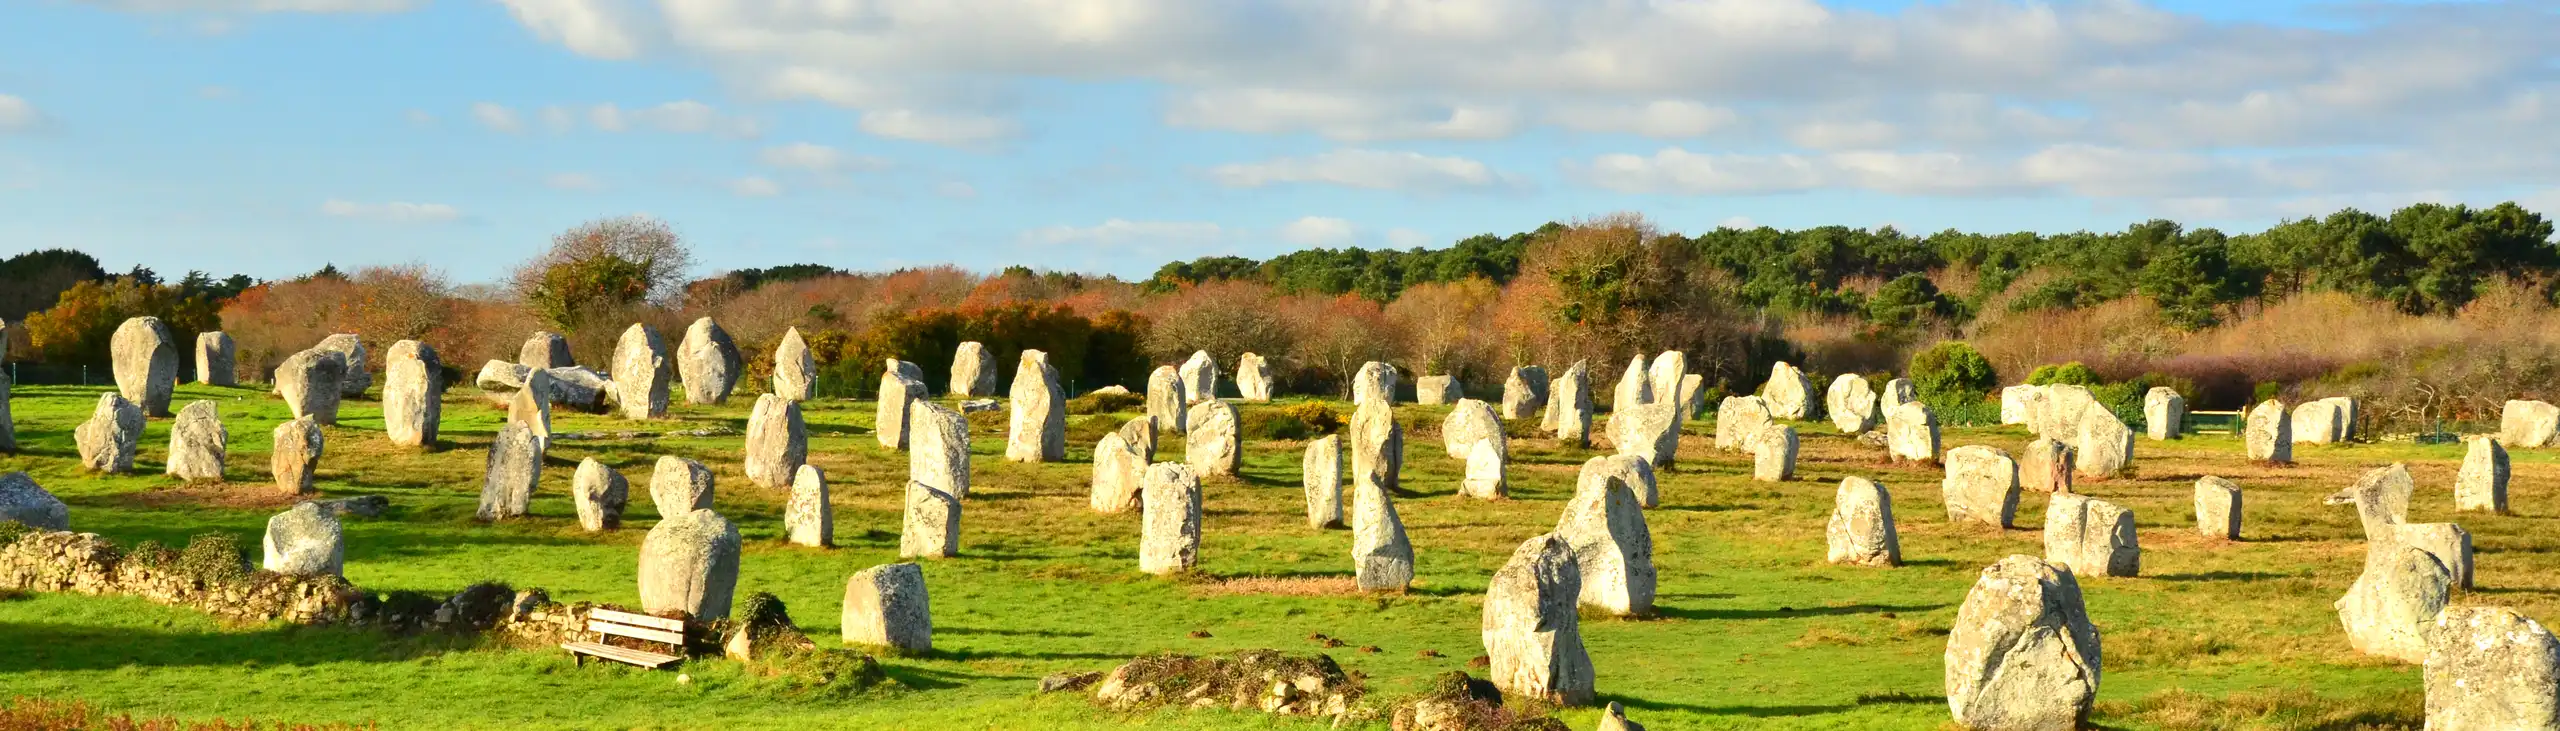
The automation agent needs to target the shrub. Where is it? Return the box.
[1909,341,1998,400]
[178,533,250,585]
[1066,390,1144,415]
[2254,381,2282,403]
[1278,402,1344,434]
[2026,362,2101,386]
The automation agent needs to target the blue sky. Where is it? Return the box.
[1,0,2554,284]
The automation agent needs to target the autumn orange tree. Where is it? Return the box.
[20,276,222,367]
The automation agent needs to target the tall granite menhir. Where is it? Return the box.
[678,317,742,405]
[1006,350,1066,463]
[612,324,673,419]
[382,340,444,448]
[111,316,179,417]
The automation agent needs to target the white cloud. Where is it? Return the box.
[757,142,888,173]
[470,102,523,134]
[0,95,42,132]
[545,172,602,190]
[1021,219,1226,254]
[1385,228,1434,249]
[80,0,419,12]
[1207,149,1509,192]
[1279,216,1356,247]
[1717,216,1758,230]
[1576,149,1825,195]
[1550,100,1740,139]
[857,109,1017,146]
[1166,89,1519,142]
[319,199,460,223]
[571,101,760,138]
[539,105,577,134]
[496,0,641,59]
[727,176,783,197]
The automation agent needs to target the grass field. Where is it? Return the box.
[0,380,2546,729]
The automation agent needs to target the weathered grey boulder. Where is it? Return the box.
[1501,365,1548,419]
[572,458,627,531]
[478,422,540,520]
[908,400,970,500]
[1558,456,1655,615]
[543,366,611,413]
[1091,431,1145,513]
[949,341,997,398]
[2425,606,2560,731]
[2504,400,2560,448]
[1579,453,1657,510]
[507,369,554,452]
[677,317,741,405]
[1235,352,1272,402]
[768,327,815,402]
[1678,374,1706,420]
[2195,476,2242,539]
[2044,493,2139,578]
[1761,361,1815,420]
[1353,361,1400,407]
[474,359,531,397]
[74,393,143,473]
[313,334,368,398]
[2019,437,2074,494]
[1887,402,1940,463]
[1139,463,1203,575]
[900,480,961,559]
[519,330,574,369]
[1481,532,1594,707]
[0,473,69,530]
[1303,435,1344,528]
[1351,414,1414,592]
[382,340,443,448]
[1827,477,1900,567]
[1647,351,1686,407]
[2032,384,2096,441]
[2338,545,2453,663]
[875,361,928,451]
[1611,356,1651,413]
[271,417,324,495]
[1350,399,1403,495]
[1942,446,2021,529]
[1551,360,1593,447]
[261,502,344,577]
[1827,374,1878,433]
[1598,702,1646,731]
[1752,423,1797,482]
[1945,555,2102,731]
[111,316,178,416]
[2294,399,2348,445]
[1416,375,1459,405]
[1006,350,1066,463]
[2246,400,2293,463]
[744,393,807,489]
[649,455,715,517]
[1715,396,1772,452]
[2458,436,2510,513]
[611,324,672,419]
[2143,387,2185,440]
[1880,378,1916,413]
[1999,385,2036,426]
[166,400,227,482]
[1179,350,1220,404]
[639,508,742,620]
[2330,463,2416,542]
[2074,408,2134,480]
[2399,523,2474,591]
[194,331,236,386]
[842,562,932,652]
[1460,438,1507,499]
[276,348,346,425]
[1145,366,1185,434]
[1443,398,1506,461]
[1118,415,1158,462]
[785,464,832,548]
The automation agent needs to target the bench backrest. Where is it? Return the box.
[587,609,688,650]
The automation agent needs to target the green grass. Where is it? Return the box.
[0,381,2540,729]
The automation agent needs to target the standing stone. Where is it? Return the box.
[875,359,927,450]
[1551,360,1593,447]
[1752,423,1797,482]
[572,458,628,531]
[2020,437,2074,494]
[543,366,612,412]
[2031,384,2096,441]
[1580,453,1659,509]
[1599,702,1645,731]
[900,480,962,559]
[74,393,144,473]
[611,324,673,419]
[949,341,998,398]
[649,456,716,516]
[1502,365,1549,419]
[677,317,742,405]
[1006,350,1066,463]
[1945,555,2102,731]
[1146,366,1186,434]
[1302,435,1343,528]
[2195,476,2242,539]
[477,422,540,519]
[1647,352,1686,407]
[1482,533,1595,707]
[2425,606,2560,731]
[111,316,178,416]
[1351,406,1415,592]
[1714,396,1773,452]
[1104,416,1151,463]
[313,334,368,398]
[2044,493,2140,578]
[2325,396,2361,441]
[2504,400,2560,448]
[1353,361,1400,407]
[1139,463,1203,576]
[1350,399,1403,495]
[194,332,236,386]
[2294,399,2348,445]
[2331,463,2417,541]
[1557,456,1655,615]
[1178,350,1220,404]
[382,340,443,448]
[261,502,344,577]
[1461,439,1507,499]
[1827,477,1901,567]
[1235,352,1273,402]
[1942,446,2021,529]
[2399,523,2475,590]
[508,368,554,452]
[744,393,808,489]
[1091,431,1146,513]
[785,464,832,548]
[1612,356,1651,412]
[1887,402,1941,463]
[772,327,816,401]
[1184,400,1240,477]
[909,400,970,500]
[2337,545,2454,663]
[1416,375,1460,405]
[165,400,227,482]
[0,473,68,530]
[474,360,533,399]
[1881,378,1917,413]
[1443,398,1506,460]
[271,417,324,495]
[2074,408,2134,480]
[275,349,347,425]
[842,563,933,653]
[2457,436,2510,513]
[1761,362,1816,420]
[639,508,743,620]
[1999,385,2037,426]
[1678,374,1706,420]
[2142,387,2185,441]
[2246,400,2294,463]
[519,330,574,369]
[1827,374,1879,433]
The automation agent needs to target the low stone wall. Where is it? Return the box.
[0,530,361,624]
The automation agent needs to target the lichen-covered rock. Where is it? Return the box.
[1146,365,1185,434]
[1827,476,1902,567]
[1611,356,1651,413]
[111,316,179,416]
[1460,439,1507,499]
[1715,396,1772,452]
[1006,350,1066,463]
[166,400,227,482]
[276,348,347,425]
[1551,360,1593,447]
[1350,399,1403,495]
[1944,555,2102,731]
[2424,605,2560,731]
[313,334,368,398]
[611,324,672,419]
[876,360,927,450]
[1942,446,2021,529]
[474,359,531,397]
[1827,374,1878,433]
[1139,463,1203,575]
[2246,400,2293,463]
[648,456,715,518]
[1179,350,1220,404]
[2398,523,2475,591]
[271,417,324,496]
[572,458,627,531]
[1752,423,1797,482]
[765,327,815,401]
[2503,400,2560,448]
[640,508,742,620]
[2195,476,2242,540]
[519,330,573,369]
[2000,385,2037,426]
[843,562,932,653]
[2338,546,2453,663]
[0,472,69,530]
[1301,435,1343,529]
[1887,402,1941,463]
[1501,365,1548,419]
[74,393,144,473]
[908,400,970,500]
[2032,384,2096,441]
[1442,398,1506,461]
[2044,493,2139,578]
[677,317,742,405]
[744,393,807,489]
[1351,410,1414,592]
[2020,437,2074,494]
[1416,375,1459,405]
[1761,361,1815,420]
[477,422,540,520]
[1880,378,1917,413]
[1558,456,1655,616]
[507,369,553,452]
[262,502,344,577]
[2074,408,2134,479]
[382,340,443,448]
[2331,463,2416,542]
[1185,400,1240,477]
[1091,431,1145,514]
[194,331,236,386]
[900,480,962,559]
[1119,415,1158,462]
[2143,387,2185,441]
[2458,436,2510,513]
[1647,351,1686,408]
[785,465,832,548]
[1481,533,1594,707]
[1235,352,1272,402]
[949,341,997,398]
[2293,399,2347,445]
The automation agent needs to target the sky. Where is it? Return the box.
[2,0,2556,284]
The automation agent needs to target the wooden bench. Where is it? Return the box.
[562,608,689,670]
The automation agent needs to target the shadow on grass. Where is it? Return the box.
[1650,602,1949,621]
[2152,570,2304,582]
[0,620,473,673]
[939,626,1095,639]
